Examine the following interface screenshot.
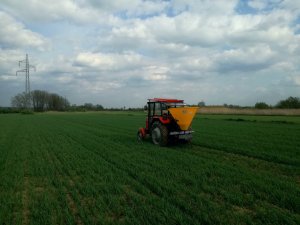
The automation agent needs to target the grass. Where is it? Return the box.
[0,112,299,225]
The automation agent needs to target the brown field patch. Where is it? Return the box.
[198,107,300,115]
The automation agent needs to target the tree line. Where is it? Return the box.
[69,103,104,112]
[197,96,300,109]
[7,90,106,113]
[254,96,300,109]
[11,90,70,112]
[1,94,300,114]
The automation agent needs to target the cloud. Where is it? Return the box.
[142,65,169,81]
[292,75,300,86]
[285,75,300,87]
[171,0,238,15]
[143,13,228,47]
[215,45,277,73]
[280,0,300,13]
[248,0,268,10]
[0,49,23,75]
[84,0,169,17]
[0,0,100,24]
[0,11,49,50]
[0,0,299,107]
[73,51,144,72]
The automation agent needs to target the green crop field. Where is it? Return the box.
[0,112,299,225]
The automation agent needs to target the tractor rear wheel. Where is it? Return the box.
[151,122,168,146]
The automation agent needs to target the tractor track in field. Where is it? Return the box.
[36,117,300,221]
[20,123,34,225]
[55,123,300,216]
[53,116,298,167]
[60,131,203,223]
[22,175,29,225]
[177,144,300,181]
[190,142,299,168]
[57,116,298,169]
[48,116,137,145]
[28,122,88,225]
[41,133,87,225]
[32,115,300,221]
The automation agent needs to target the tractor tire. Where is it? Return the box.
[151,122,168,146]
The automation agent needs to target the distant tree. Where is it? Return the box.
[255,102,269,109]
[84,103,94,110]
[12,90,70,111]
[228,104,241,108]
[31,90,49,111]
[48,93,60,110]
[69,103,104,111]
[198,101,205,107]
[276,96,300,109]
[95,104,104,111]
[11,92,29,109]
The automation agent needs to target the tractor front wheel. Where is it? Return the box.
[151,122,168,146]
[137,128,146,142]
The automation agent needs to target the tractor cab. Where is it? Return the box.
[138,98,198,146]
[146,98,184,129]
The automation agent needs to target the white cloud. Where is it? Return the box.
[0,11,49,50]
[0,0,300,107]
[171,0,238,15]
[290,75,300,86]
[215,45,277,72]
[0,49,23,75]
[0,0,100,24]
[144,13,229,47]
[84,0,169,17]
[248,0,269,10]
[280,0,300,13]
[73,52,144,72]
[143,66,169,81]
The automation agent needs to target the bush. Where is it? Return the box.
[276,97,300,109]
[255,102,270,109]
[21,109,34,115]
[0,107,20,114]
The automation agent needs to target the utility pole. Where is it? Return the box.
[16,54,36,109]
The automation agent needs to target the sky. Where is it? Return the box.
[0,0,299,108]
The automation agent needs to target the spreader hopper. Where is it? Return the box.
[168,107,198,131]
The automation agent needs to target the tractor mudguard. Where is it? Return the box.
[158,116,170,124]
[137,127,147,141]
[139,127,146,138]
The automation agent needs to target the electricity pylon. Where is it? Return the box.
[16,54,36,109]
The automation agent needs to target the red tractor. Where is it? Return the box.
[137,98,198,146]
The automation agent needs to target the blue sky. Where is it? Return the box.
[0,0,299,107]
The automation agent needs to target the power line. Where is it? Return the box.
[16,54,36,108]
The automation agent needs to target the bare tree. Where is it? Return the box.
[31,90,49,111]
[11,92,29,109]
[48,93,70,111]
[11,90,70,111]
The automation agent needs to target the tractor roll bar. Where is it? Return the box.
[148,98,184,103]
